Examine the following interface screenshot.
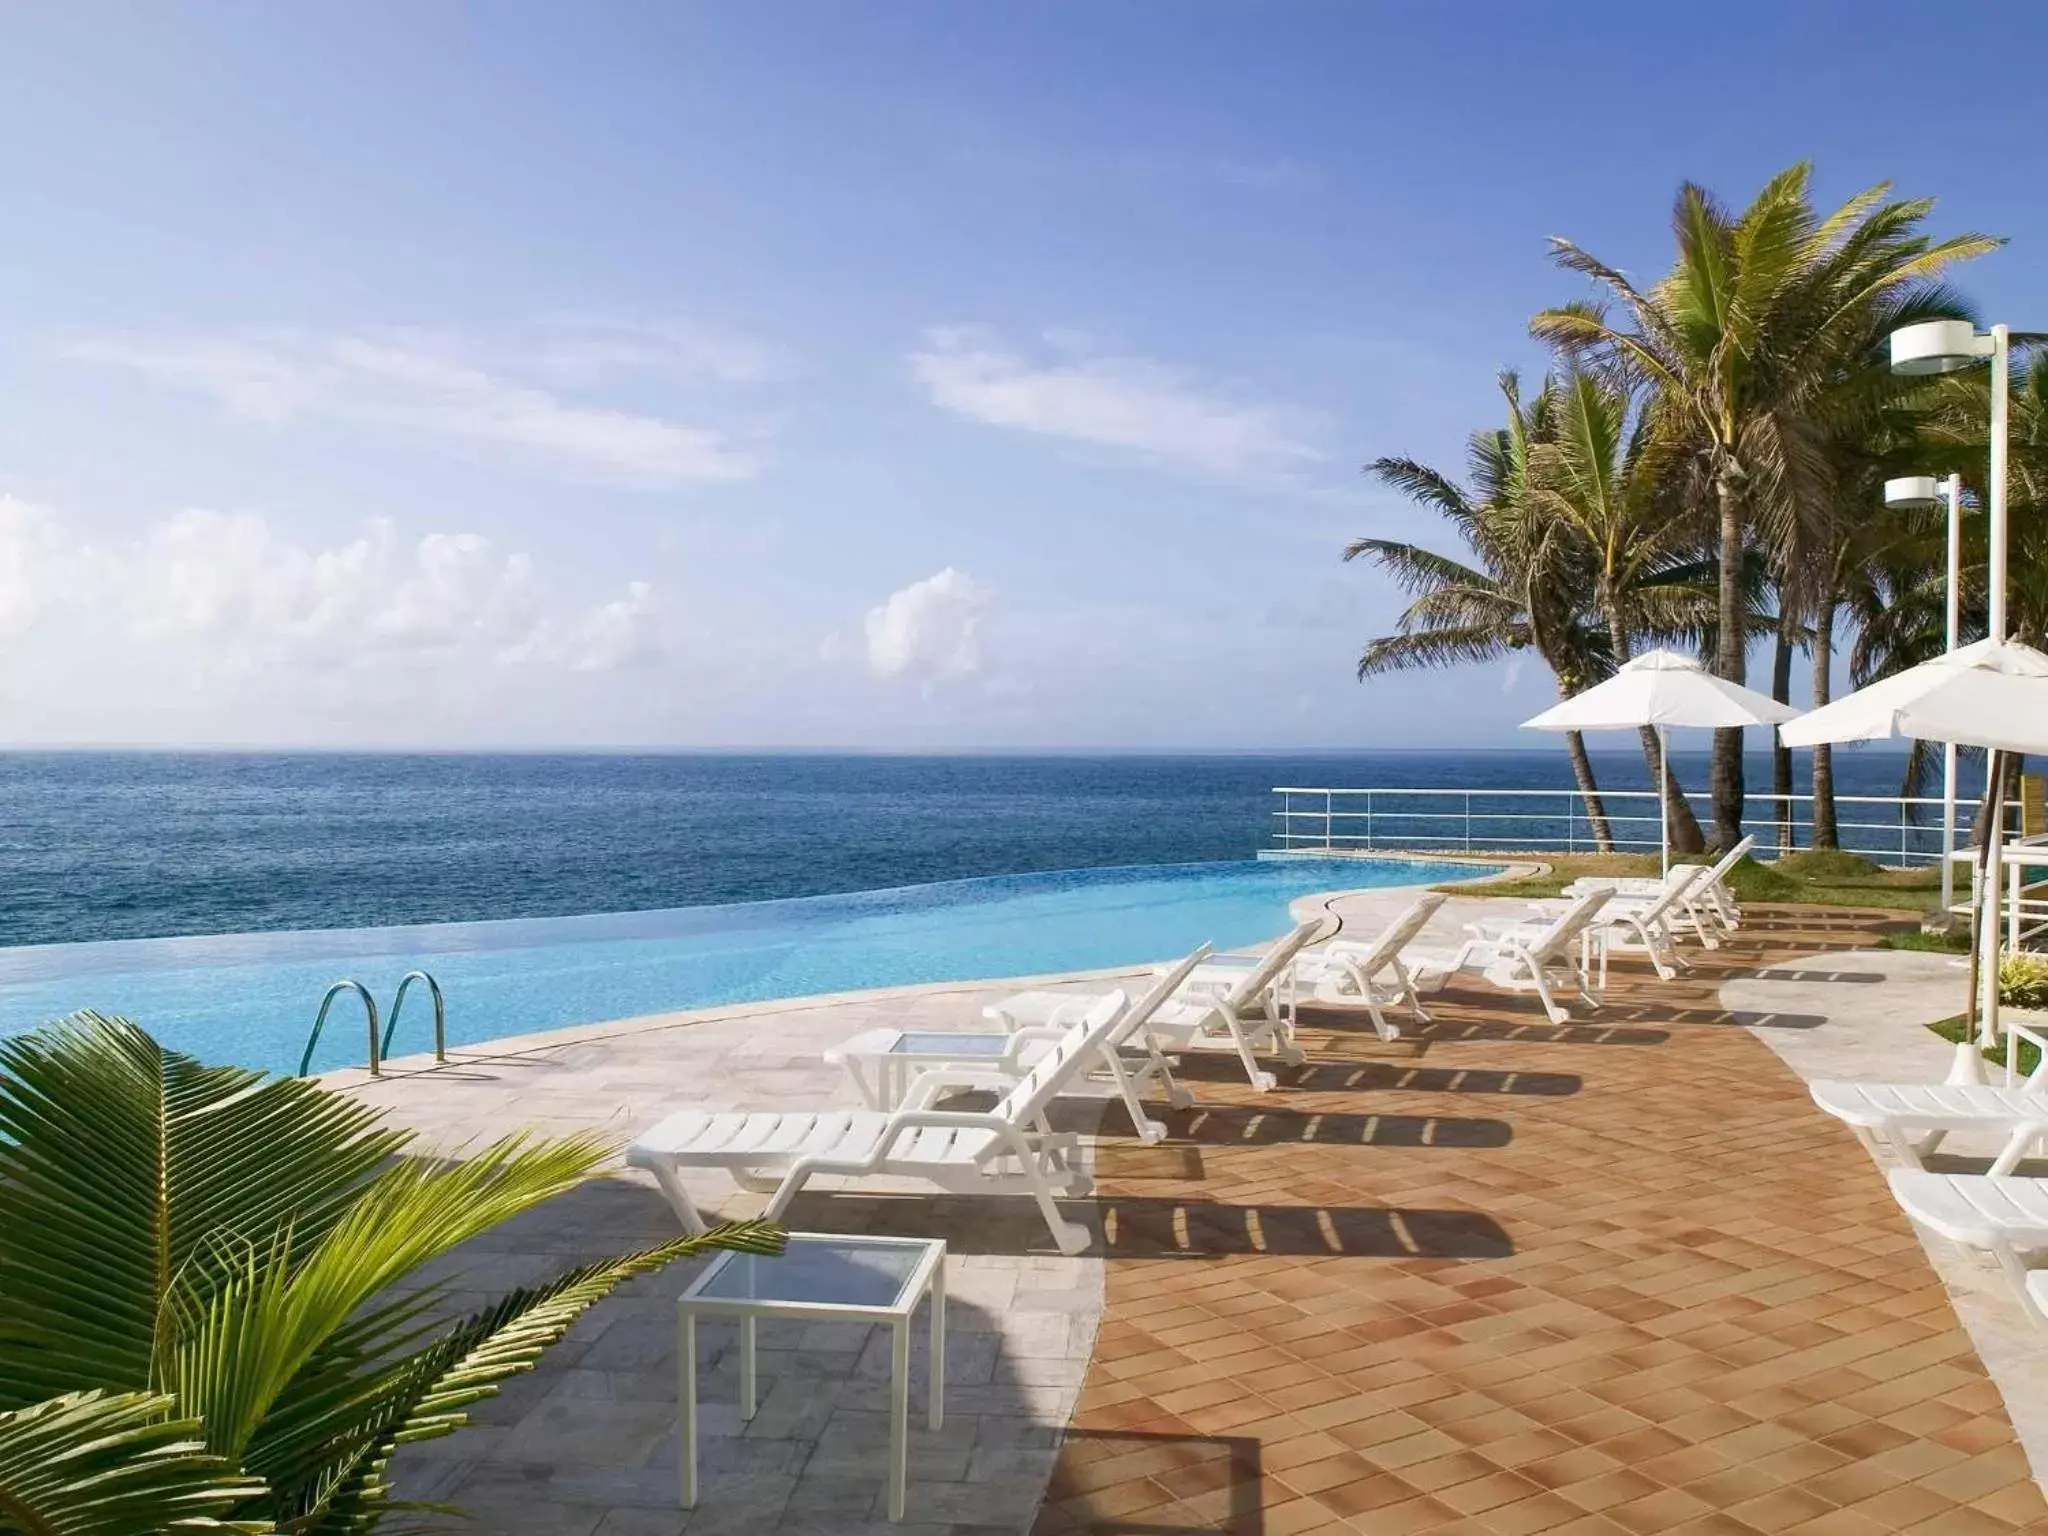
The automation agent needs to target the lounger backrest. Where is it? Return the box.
[992,989,1129,1126]
[1217,919,1321,1011]
[1109,943,1213,1047]
[1704,834,1757,887]
[1527,888,1612,958]
[1630,865,1706,923]
[1329,892,1447,974]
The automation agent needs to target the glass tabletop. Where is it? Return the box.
[889,1031,1008,1057]
[690,1234,937,1309]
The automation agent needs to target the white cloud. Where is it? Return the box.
[0,495,669,741]
[864,567,991,684]
[908,327,1324,479]
[62,330,758,486]
[532,314,797,388]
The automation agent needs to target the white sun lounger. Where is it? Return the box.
[1565,834,1755,938]
[1196,893,1448,1043]
[1530,865,1706,981]
[628,990,1134,1256]
[985,919,1321,1092]
[1812,1021,2048,1175]
[1887,1170,2048,1325]
[1421,888,1613,1024]
[823,943,1212,1142]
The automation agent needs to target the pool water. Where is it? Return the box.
[0,857,1488,1076]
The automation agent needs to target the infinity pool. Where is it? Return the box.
[0,857,1488,1075]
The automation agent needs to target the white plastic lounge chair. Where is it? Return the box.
[987,920,1321,1092]
[1887,1170,2048,1325]
[1197,894,1448,1043]
[1811,1020,2048,1175]
[1427,889,1613,1024]
[628,990,1135,1256]
[1531,866,1704,981]
[823,944,1212,1143]
[1565,835,1755,938]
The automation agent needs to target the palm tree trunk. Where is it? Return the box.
[1563,729,1615,852]
[1771,610,1796,856]
[1811,594,1839,849]
[1604,606,1706,855]
[1711,471,1748,852]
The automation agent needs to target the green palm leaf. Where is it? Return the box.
[275,1222,779,1535]
[0,1391,270,1535]
[0,1015,406,1409]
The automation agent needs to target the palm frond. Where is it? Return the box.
[0,1015,406,1410]
[0,1390,270,1535]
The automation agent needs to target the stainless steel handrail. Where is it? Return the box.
[380,970,446,1064]
[299,980,381,1077]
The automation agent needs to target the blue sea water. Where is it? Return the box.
[0,748,1919,947]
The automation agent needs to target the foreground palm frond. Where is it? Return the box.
[0,1013,784,1530]
[0,1390,271,1534]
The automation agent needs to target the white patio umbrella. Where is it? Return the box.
[1780,636,2048,1064]
[1521,649,1801,873]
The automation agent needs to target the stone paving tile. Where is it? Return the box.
[1032,904,2048,1534]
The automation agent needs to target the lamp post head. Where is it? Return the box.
[1890,319,1995,376]
[1884,475,1942,510]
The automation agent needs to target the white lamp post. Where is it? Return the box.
[1890,319,2013,1059]
[1883,472,1965,912]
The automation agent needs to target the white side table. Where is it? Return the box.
[676,1232,946,1523]
[824,1027,1013,1109]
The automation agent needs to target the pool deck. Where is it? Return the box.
[342,885,2048,1534]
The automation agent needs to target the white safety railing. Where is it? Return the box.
[1268,785,1998,868]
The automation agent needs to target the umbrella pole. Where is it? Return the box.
[1980,752,2011,1052]
[1659,726,1671,877]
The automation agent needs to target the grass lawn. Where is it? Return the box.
[1445,848,1945,914]
[1928,1013,2044,1078]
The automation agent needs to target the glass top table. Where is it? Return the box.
[822,1026,1019,1109]
[687,1231,938,1311]
[677,1233,947,1523]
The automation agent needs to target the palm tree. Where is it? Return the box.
[1528,369,1711,852]
[0,1013,778,1532]
[1533,163,1999,849]
[1349,372,1618,850]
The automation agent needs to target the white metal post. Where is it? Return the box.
[1980,329,2011,1048]
[1941,472,1963,911]
[1658,727,1671,876]
[1989,326,2011,646]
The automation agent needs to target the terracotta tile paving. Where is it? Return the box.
[1033,906,2048,1535]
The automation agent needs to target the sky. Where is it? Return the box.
[0,2,2042,750]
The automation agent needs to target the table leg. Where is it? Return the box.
[678,1310,698,1509]
[890,1317,910,1521]
[928,1264,946,1431]
[740,1314,757,1421]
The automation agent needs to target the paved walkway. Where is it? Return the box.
[348,891,2048,1534]
[1033,903,2048,1535]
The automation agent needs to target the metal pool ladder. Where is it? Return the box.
[298,970,446,1077]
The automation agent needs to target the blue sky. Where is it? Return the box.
[0,2,2040,748]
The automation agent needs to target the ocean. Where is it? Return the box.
[0,748,1928,949]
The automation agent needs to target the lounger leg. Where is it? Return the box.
[645,1159,711,1234]
[1392,959,1431,1023]
[765,1165,815,1223]
[1269,996,1306,1066]
[1099,1047,1169,1145]
[1022,1160,1092,1256]
[1136,1031,1194,1110]
[1522,951,1569,1026]
[1991,1240,2048,1327]
[1989,1124,2043,1177]
[1227,1019,1278,1092]
[1631,918,1677,981]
